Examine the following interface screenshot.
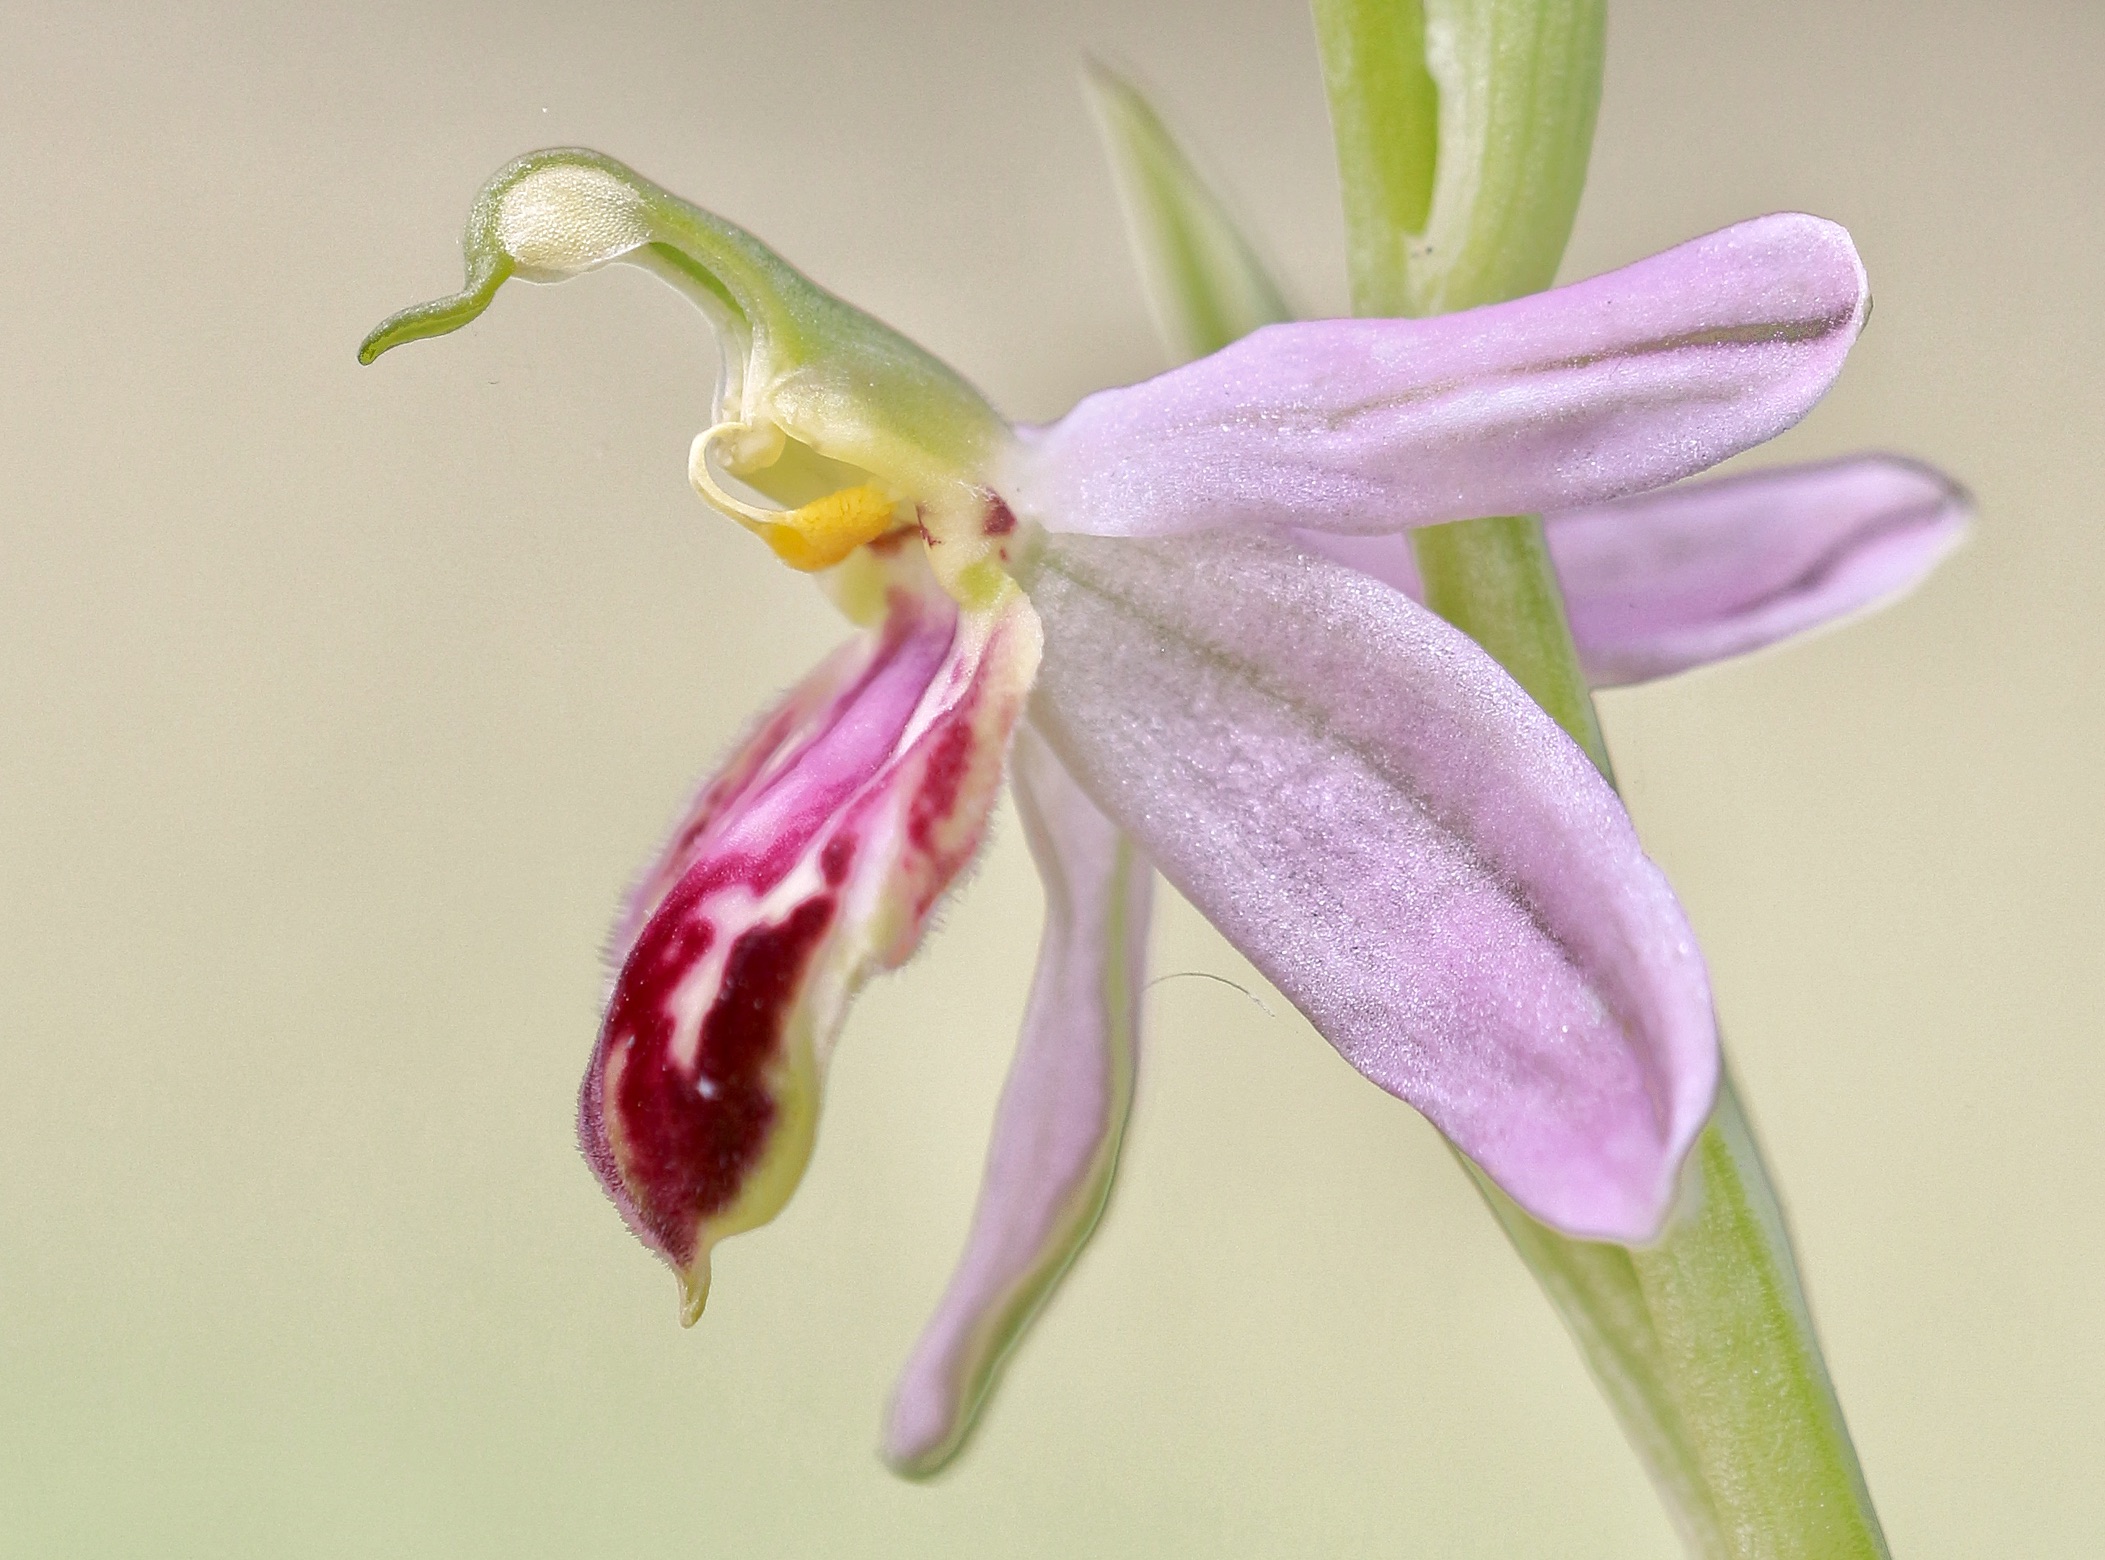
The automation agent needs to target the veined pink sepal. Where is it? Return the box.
[1294,455,1969,688]
[581,553,1042,1320]
[1020,531,1717,1243]
[885,724,1153,1477]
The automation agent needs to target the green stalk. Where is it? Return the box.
[1311,3,1890,1554]
[1411,512,1612,775]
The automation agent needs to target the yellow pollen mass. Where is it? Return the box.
[745,484,902,571]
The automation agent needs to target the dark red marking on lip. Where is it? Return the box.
[907,708,976,853]
[616,608,958,958]
[981,494,1017,537]
[590,892,836,1265]
[577,587,1007,1277]
[820,833,856,887]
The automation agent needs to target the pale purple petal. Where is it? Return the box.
[1008,214,1867,539]
[1289,527,1426,598]
[1017,532,1717,1242]
[1290,456,1968,687]
[1547,455,1971,686]
[884,724,1152,1477]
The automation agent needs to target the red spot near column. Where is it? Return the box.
[820,834,856,886]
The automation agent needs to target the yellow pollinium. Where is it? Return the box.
[742,483,902,572]
[690,422,908,574]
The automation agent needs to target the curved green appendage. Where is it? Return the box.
[358,149,1009,498]
[358,253,512,365]
[1315,0,1604,317]
[1084,62,1293,363]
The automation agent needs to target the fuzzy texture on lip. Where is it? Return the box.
[1006,214,1868,541]
[581,577,1041,1313]
[1019,530,1717,1243]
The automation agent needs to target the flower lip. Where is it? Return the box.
[582,600,957,1302]
[581,553,1043,1320]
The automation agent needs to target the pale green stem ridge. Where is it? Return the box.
[1312,5,1889,1554]
[1411,512,1611,775]
[1314,0,1604,318]
[1312,0,1440,315]
[1467,1069,1884,1558]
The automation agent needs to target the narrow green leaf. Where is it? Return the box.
[1084,61,1293,363]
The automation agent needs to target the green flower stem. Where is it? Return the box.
[1410,512,1612,776]
[1462,1077,1883,1559]
[1314,0,1603,316]
[1316,4,1889,1555]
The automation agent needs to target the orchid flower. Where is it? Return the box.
[889,68,1973,1478]
[360,144,1942,1477]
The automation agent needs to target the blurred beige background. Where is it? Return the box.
[3,0,2098,1554]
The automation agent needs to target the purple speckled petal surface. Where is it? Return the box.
[1018,532,1717,1241]
[1287,528,1427,599]
[1009,214,1867,539]
[1293,456,1968,687]
[1544,455,1971,686]
[884,724,1152,1478]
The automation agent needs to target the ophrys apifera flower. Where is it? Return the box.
[359,145,1943,1478]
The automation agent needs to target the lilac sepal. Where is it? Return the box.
[885,725,1152,1476]
[1544,454,1969,685]
[1009,214,1867,541]
[1295,455,1968,687]
[1019,532,1717,1241]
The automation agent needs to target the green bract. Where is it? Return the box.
[1085,63,1292,362]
